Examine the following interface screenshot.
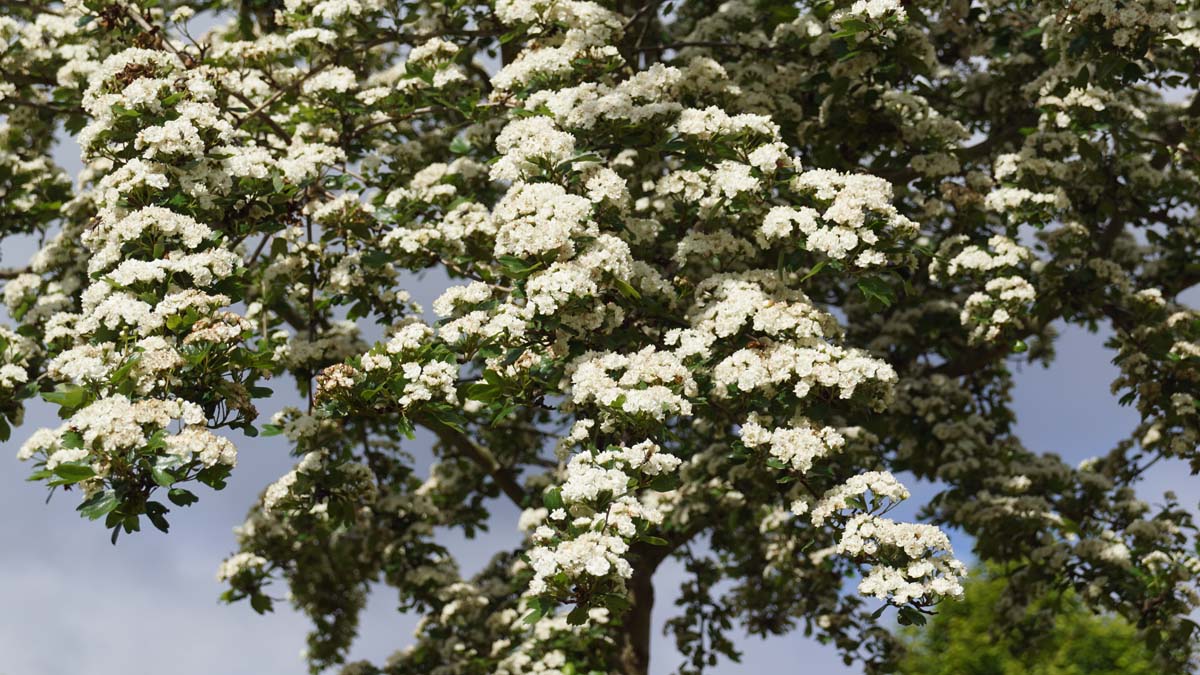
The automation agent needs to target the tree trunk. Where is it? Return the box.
[617,567,655,675]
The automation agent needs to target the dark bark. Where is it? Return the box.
[615,535,695,675]
[617,566,656,675]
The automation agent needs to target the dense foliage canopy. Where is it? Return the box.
[897,567,1160,675]
[0,0,1197,673]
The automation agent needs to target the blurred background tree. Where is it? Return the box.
[897,567,1160,675]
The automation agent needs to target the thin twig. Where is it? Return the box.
[122,6,191,63]
[357,97,513,138]
[623,0,666,30]
[233,64,329,134]
[635,40,770,53]
[123,4,292,142]
[2,99,84,115]
[227,89,293,142]
[245,233,271,267]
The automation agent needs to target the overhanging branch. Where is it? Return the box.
[419,415,528,507]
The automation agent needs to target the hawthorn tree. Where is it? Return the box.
[0,0,1197,673]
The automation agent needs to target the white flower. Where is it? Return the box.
[490,116,577,181]
[810,471,910,525]
[569,347,696,420]
[741,419,847,474]
[216,552,267,581]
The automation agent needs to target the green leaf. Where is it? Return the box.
[500,348,526,367]
[362,250,391,268]
[857,276,896,309]
[567,605,590,625]
[112,104,140,118]
[542,487,564,510]
[466,380,501,403]
[799,260,827,284]
[250,593,274,614]
[78,490,119,520]
[492,404,518,424]
[151,466,176,488]
[649,474,680,492]
[145,502,171,533]
[196,465,231,490]
[522,596,547,624]
[568,503,595,519]
[613,277,641,300]
[449,136,472,154]
[168,488,199,507]
[41,384,88,412]
[832,18,870,39]
[897,606,927,626]
[497,255,540,279]
[52,463,95,483]
[260,424,284,437]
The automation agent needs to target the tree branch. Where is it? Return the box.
[634,40,770,53]
[1,98,83,115]
[419,415,528,506]
[231,65,330,137]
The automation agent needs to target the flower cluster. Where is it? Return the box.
[315,321,460,418]
[837,515,966,605]
[740,417,847,474]
[568,348,696,422]
[526,438,681,598]
[930,235,1038,344]
[712,340,897,404]
[766,170,918,267]
[12,44,291,536]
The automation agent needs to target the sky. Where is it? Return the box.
[1,23,1197,673]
